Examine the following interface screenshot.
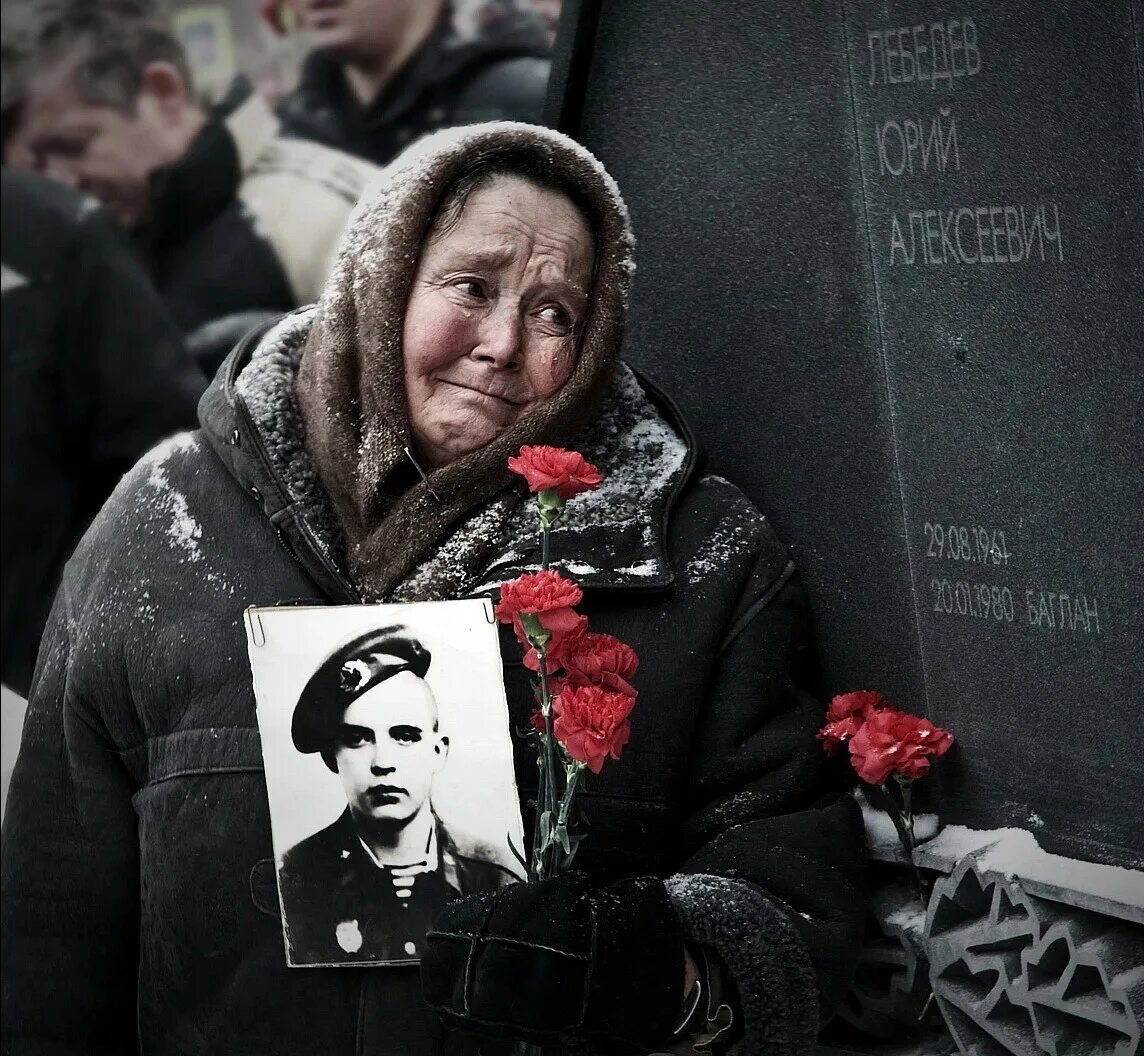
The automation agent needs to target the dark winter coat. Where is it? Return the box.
[0,171,204,696]
[1,309,866,1055]
[277,7,551,167]
[279,809,519,965]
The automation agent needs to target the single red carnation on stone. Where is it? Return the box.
[827,690,888,723]
[561,632,639,697]
[847,707,954,785]
[552,684,635,774]
[508,445,603,499]
[816,690,889,756]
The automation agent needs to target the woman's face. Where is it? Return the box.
[402,175,595,468]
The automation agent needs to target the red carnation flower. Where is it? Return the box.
[522,615,588,675]
[847,707,954,785]
[496,570,585,665]
[560,632,639,697]
[827,690,888,723]
[508,446,603,500]
[552,684,635,774]
[816,690,888,756]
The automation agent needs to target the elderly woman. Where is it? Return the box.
[1,124,865,1054]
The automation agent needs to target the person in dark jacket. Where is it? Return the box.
[4,1,378,372]
[0,169,204,697]
[1,123,866,1054]
[278,625,518,965]
[278,0,551,166]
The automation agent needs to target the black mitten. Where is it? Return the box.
[422,871,686,1048]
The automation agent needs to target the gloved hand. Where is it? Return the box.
[422,871,686,1048]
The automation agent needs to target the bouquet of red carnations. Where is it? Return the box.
[495,446,639,880]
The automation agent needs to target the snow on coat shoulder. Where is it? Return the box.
[83,431,237,601]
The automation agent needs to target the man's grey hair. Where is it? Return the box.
[4,0,194,117]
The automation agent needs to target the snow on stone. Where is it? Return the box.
[917,824,1144,911]
[884,903,927,935]
[856,787,938,850]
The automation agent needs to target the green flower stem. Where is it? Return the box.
[536,659,561,879]
[532,748,547,880]
[558,763,583,826]
[898,773,914,836]
[884,776,928,901]
[554,762,584,871]
[537,489,564,530]
[527,489,571,881]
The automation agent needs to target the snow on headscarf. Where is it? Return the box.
[295,122,635,601]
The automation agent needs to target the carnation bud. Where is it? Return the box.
[518,612,552,653]
[537,488,566,531]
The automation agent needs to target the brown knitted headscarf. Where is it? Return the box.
[295,123,635,601]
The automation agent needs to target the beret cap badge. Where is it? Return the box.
[339,659,371,692]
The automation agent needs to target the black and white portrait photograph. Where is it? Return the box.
[246,599,526,967]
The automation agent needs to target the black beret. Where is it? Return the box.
[291,625,432,754]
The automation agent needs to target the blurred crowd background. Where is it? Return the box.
[0,0,562,812]
[3,0,560,112]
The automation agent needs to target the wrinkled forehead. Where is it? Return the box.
[340,671,439,729]
[423,175,596,288]
[433,172,593,236]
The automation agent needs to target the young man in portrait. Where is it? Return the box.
[277,626,518,964]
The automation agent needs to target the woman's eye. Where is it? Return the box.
[454,279,485,298]
[537,305,572,329]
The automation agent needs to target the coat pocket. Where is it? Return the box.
[128,728,280,963]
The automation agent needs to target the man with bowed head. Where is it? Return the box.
[4,0,377,371]
[2,122,865,1054]
[278,626,518,965]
